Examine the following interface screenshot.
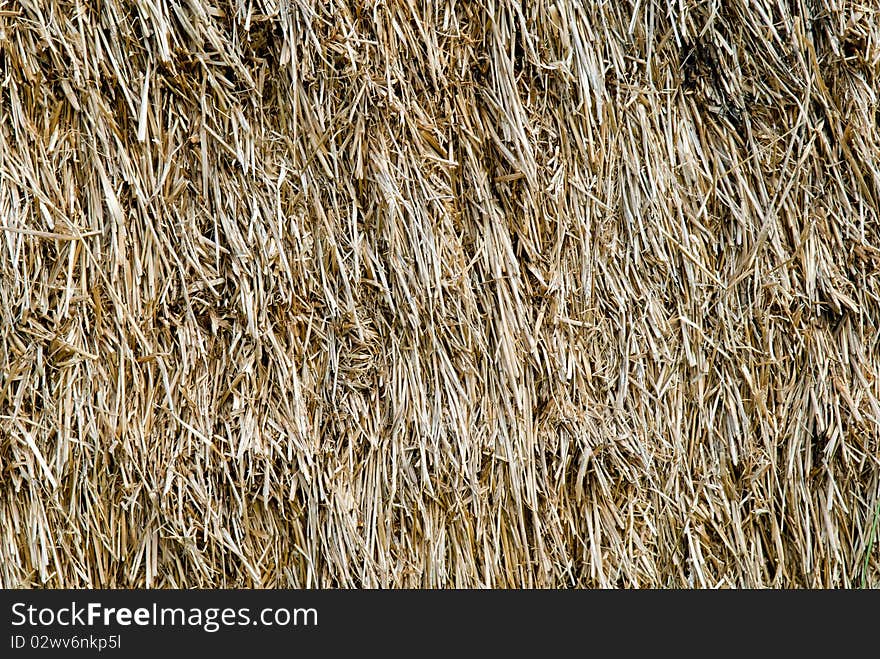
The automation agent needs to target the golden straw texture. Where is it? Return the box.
[1,0,880,587]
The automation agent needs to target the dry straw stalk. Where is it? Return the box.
[1,0,880,587]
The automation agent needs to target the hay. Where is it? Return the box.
[1,0,879,588]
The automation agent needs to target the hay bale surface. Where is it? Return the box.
[2,0,879,587]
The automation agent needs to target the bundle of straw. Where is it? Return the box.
[1,0,879,587]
